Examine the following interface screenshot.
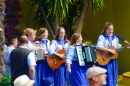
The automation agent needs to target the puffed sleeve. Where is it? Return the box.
[46,39,51,54]
[115,38,121,49]
[28,41,35,52]
[96,35,104,48]
[66,46,75,64]
[49,40,57,55]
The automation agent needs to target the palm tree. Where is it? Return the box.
[75,0,106,33]
[24,0,55,38]
[0,0,5,80]
[23,0,107,38]
[0,0,5,29]
[46,0,77,32]
[24,0,77,38]
[0,0,5,44]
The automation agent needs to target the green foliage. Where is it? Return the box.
[23,0,82,37]
[23,0,107,37]
[63,0,84,35]
[24,0,46,27]
[0,76,11,86]
[46,0,77,20]
[83,40,96,46]
[92,0,107,13]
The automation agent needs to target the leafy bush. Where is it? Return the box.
[0,76,11,86]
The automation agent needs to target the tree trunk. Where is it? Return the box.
[64,21,71,39]
[75,0,90,33]
[0,0,5,78]
[55,14,60,33]
[40,4,55,39]
[0,0,5,29]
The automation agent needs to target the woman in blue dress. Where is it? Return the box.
[49,27,69,86]
[35,28,54,86]
[96,22,122,86]
[66,33,89,86]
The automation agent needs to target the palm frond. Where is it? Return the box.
[46,0,77,21]
[92,0,107,13]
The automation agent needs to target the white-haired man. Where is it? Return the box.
[86,66,107,86]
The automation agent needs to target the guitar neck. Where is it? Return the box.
[116,46,127,53]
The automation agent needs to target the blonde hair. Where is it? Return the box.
[24,28,37,37]
[101,22,113,34]
[54,27,67,40]
[69,33,81,46]
[38,28,47,40]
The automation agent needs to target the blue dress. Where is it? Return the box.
[34,39,54,86]
[49,38,69,86]
[66,45,90,86]
[96,34,121,86]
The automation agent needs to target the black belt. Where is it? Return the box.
[36,59,46,63]
[73,60,78,62]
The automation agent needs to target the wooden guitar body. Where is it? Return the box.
[47,49,66,69]
[96,46,118,65]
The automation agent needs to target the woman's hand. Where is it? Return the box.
[67,67,71,73]
[67,63,71,73]
[124,40,129,45]
[108,49,116,54]
[59,54,65,59]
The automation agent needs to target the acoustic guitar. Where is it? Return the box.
[47,49,66,69]
[96,45,130,65]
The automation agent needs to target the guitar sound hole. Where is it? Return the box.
[108,52,113,57]
[100,52,105,61]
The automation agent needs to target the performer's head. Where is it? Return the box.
[7,36,18,47]
[55,27,67,40]
[86,66,107,86]
[69,33,82,46]
[24,28,37,41]
[102,22,113,36]
[19,35,28,46]
[38,28,48,40]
